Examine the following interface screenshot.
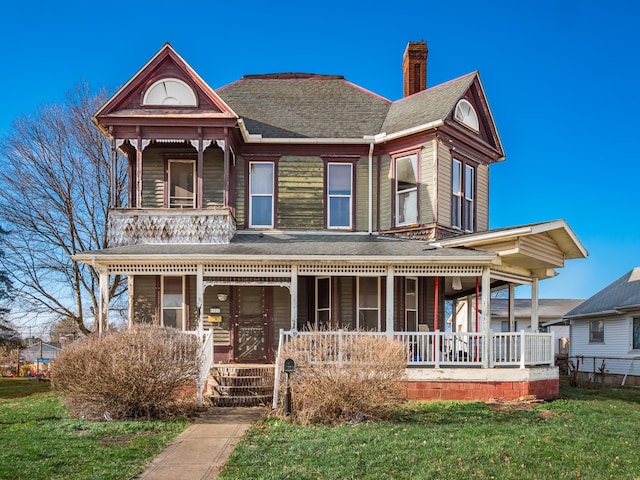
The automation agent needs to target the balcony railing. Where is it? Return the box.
[109,208,236,246]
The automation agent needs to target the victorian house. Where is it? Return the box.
[76,42,587,403]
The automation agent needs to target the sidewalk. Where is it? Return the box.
[134,406,267,480]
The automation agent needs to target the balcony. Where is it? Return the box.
[109,208,236,246]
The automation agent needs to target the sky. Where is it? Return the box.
[0,0,638,304]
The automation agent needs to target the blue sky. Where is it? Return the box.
[0,0,637,301]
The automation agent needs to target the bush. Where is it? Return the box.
[279,330,407,425]
[51,325,202,420]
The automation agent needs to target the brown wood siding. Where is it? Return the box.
[379,155,392,230]
[203,147,224,207]
[355,157,376,231]
[419,142,435,225]
[277,156,324,230]
[133,276,158,325]
[476,163,489,231]
[234,156,246,226]
[437,143,452,227]
[142,151,164,208]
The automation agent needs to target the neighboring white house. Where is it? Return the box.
[450,298,582,352]
[564,267,640,385]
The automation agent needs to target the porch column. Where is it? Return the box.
[196,265,204,337]
[135,133,143,208]
[531,277,539,331]
[481,267,491,368]
[508,284,515,332]
[110,138,117,208]
[290,264,298,331]
[127,276,134,329]
[452,298,458,332]
[223,130,229,208]
[98,268,110,337]
[386,266,395,340]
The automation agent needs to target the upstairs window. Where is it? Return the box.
[395,154,418,226]
[169,160,195,208]
[589,319,604,343]
[327,163,352,229]
[249,162,274,228]
[143,78,197,106]
[452,159,475,232]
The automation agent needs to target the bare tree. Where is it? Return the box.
[0,83,127,335]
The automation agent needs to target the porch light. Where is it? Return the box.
[452,276,463,291]
[217,293,229,302]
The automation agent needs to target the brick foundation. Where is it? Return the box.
[404,378,559,402]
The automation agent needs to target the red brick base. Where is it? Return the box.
[404,378,559,402]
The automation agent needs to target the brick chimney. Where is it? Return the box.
[403,41,428,97]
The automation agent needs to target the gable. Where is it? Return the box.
[94,43,236,133]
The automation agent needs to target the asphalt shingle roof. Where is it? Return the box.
[564,268,640,317]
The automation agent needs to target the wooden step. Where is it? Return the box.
[208,364,275,407]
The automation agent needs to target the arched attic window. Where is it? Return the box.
[143,78,197,106]
[454,99,479,132]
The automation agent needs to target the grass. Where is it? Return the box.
[218,380,640,480]
[0,378,191,480]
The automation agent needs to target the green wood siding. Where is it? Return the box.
[133,276,158,325]
[477,164,489,231]
[272,287,291,337]
[277,157,324,230]
[355,157,376,231]
[142,151,164,208]
[203,147,224,207]
[437,143,452,227]
[379,155,392,230]
[234,156,246,226]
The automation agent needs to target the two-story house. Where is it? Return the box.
[76,42,587,402]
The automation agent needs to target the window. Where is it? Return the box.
[316,277,331,329]
[395,155,418,226]
[249,162,274,228]
[143,78,198,106]
[162,276,184,330]
[357,277,380,331]
[327,163,352,228]
[405,277,418,331]
[169,160,195,208]
[633,318,640,350]
[589,319,604,343]
[452,159,475,231]
[454,99,479,131]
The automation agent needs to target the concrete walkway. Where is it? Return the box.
[134,406,267,480]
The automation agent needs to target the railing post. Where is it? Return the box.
[435,331,440,368]
[338,329,343,367]
[520,331,526,369]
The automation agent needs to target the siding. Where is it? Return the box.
[379,155,392,230]
[571,316,640,376]
[133,276,158,324]
[234,156,245,226]
[355,157,376,231]
[476,163,489,231]
[436,143,452,227]
[203,147,224,207]
[277,156,324,229]
[419,142,435,224]
[272,287,291,337]
[338,277,354,328]
[142,151,165,208]
[203,286,231,345]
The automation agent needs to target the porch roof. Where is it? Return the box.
[75,232,496,264]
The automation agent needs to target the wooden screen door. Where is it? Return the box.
[234,286,269,362]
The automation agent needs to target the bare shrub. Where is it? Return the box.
[51,325,202,420]
[279,330,407,425]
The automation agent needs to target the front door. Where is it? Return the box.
[234,286,270,362]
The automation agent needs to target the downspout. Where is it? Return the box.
[368,141,374,234]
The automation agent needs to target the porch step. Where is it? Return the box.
[208,364,275,407]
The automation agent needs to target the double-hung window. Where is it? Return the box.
[633,318,640,350]
[357,277,380,331]
[395,154,418,225]
[169,160,195,208]
[249,162,274,228]
[589,319,604,343]
[327,163,352,229]
[452,159,475,231]
[162,276,184,330]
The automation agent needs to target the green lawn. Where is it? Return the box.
[0,378,191,480]
[219,381,640,480]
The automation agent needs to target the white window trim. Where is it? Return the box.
[168,159,196,208]
[452,159,475,232]
[161,276,185,330]
[357,277,380,331]
[327,163,353,229]
[454,99,479,131]
[395,154,419,227]
[143,78,198,106]
[452,159,463,229]
[463,164,474,233]
[589,319,604,344]
[249,161,275,228]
